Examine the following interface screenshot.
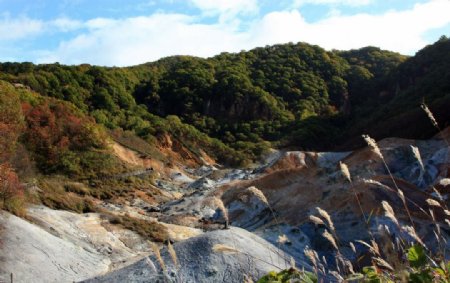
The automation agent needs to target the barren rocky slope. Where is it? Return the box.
[1,129,449,282]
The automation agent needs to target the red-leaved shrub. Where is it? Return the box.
[0,163,25,215]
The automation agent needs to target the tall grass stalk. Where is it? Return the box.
[245,186,289,268]
[214,193,290,273]
[362,134,416,230]
[340,161,367,224]
[421,103,449,148]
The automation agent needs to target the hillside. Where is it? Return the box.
[0,39,440,159]
[0,37,449,282]
[1,38,448,158]
[1,129,449,282]
[343,36,450,147]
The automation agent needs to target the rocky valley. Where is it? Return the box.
[0,37,449,282]
[1,128,449,282]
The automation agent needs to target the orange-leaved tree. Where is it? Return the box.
[0,81,25,215]
[0,164,24,215]
[21,99,108,176]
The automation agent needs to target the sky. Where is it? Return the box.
[0,0,449,66]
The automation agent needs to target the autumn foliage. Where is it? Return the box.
[21,100,108,175]
[0,163,24,215]
[0,82,26,215]
[0,81,23,163]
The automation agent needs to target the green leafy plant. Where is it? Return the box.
[257,268,318,283]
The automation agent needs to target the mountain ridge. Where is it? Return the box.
[4,38,448,165]
[0,37,450,282]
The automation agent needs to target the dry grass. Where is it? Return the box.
[202,196,229,227]
[137,105,449,282]
[322,230,338,250]
[244,186,269,206]
[349,242,356,254]
[167,241,178,268]
[410,145,424,172]
[277,234,290,245]
[107,213,169,242]
[381,200,399,227]
[37,178,95,213]
[309,215,324,226]
[362,134,383,159]
[425,198,441,207]
[339,161,351,183]
[212,244,240,254]
[316,207,335,233]
[420,103,439,129]
[151,242,166,271]
[110,128,167,161]
[291,107,450,282]
[362,134,416,229]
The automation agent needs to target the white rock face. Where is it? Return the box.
[84,227,294,283]
[0,211,109,283]
[0,206,149,283]
[27,206,149,261]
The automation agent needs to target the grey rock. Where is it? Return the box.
[83,227,296,283]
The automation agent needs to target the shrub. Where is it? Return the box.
[37,178,95,213]
[0,163,26,216]
[21,99,118,177]
[0,81,24,163]
[257,269,317,283]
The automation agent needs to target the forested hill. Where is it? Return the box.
[1,36,449,164]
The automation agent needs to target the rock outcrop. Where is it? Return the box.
[0,210,110,283]
[83,227,295,283]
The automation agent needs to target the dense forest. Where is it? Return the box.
[1,36,449,171]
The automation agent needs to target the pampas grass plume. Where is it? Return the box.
[374,257,394,271]
[304,248,318,268]
[382,201,399,227]
[309,215,325,226]
[410,145,425,171]
[339,161,351,183]
[362,179,392,191]
[426,198,441,207]
[362,134,383,159]
[322,230,338,250]
[245,186,269,206]
[349,242,356,254]
[277,234,289,244]
[421,103,439,128]
[316,207,335,232]
[402,225,425,247]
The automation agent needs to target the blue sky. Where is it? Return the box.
[0,0,449,66]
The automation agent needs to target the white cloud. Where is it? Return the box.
[189,0,259,24]
[50,18,83,32]
[293,0,372,7]
[248,0,450,54]
[35,0,450,66]
[85,18,117,29]
[38,14,247,66]
[257,0,450,54]
[190,0,258,14]
[0,16,44,41]
[0,16,84,42]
